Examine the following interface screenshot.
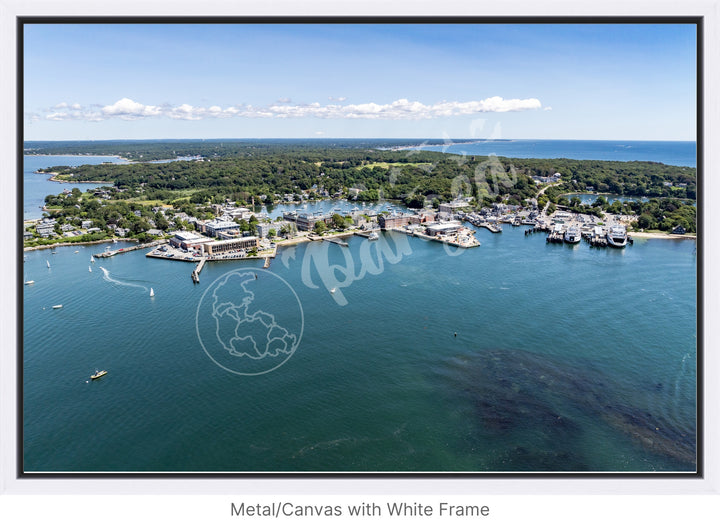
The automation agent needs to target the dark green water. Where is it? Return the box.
[22,225,697,472]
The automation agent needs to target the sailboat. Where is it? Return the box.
[150,288,155,297]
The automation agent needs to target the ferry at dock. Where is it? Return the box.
[606,225,628,248]
[564,226,581,244]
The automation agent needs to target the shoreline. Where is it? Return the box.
[36,170,112,185]
[24,237,138,252]
[26,153,132,162]
[627,231,696,240]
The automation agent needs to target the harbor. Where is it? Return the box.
[22,218,698,474]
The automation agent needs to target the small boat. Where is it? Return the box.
[52,304,62,309]
[46,260,51,268]
[90,256,95,263]
[368,232,379,241]
[150,288,155,297]
[89,266,92,272]
[24,280,35,285]
[51,251,57,254]
[330,288,336,293]
[91,369,107,380]
[74,250,79,254]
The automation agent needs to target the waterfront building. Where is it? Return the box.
[169,231,214,251]
[204,219,240,237]
[377,214,415,229]
[202,237,258,256]
[425,221,462,237]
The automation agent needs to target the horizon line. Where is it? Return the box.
[23,137,697,143]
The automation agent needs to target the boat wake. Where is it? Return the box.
[99,266,149,292]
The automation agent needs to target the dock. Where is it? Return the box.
[472,222,502,233]
[546,229,565,243]
[263,257,271,268]
[353,231,375,238]
[325,237,349,247]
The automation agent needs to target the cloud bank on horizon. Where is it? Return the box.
[33,96,544,123]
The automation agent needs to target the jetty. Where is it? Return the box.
[191,257,206,283]
[263,257,271,268]
[94,239,167,259]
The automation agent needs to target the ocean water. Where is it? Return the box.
[22,228,696,472]
[23,155,129,220]
[21,150,698,473]
[417,139,696,168]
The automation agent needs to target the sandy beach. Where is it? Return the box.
[627,231,696,240]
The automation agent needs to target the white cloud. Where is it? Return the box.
[101,98,162,120]
[544,106,553,111]
[39,96,543,122]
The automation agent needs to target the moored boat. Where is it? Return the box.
[52,304,62,309]
[24,280,35,285]
[368,232,379,240]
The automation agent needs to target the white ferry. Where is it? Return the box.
[564,226,581,244]
[606,225,628,248]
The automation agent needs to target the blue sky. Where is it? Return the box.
[23,23,697,141]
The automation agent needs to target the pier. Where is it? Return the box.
[546,229,565,243]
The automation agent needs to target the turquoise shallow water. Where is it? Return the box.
[22,226,697,472]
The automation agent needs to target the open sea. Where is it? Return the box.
[21,142,697,473]
[417,139,696,168]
